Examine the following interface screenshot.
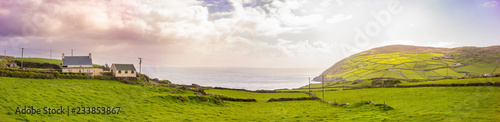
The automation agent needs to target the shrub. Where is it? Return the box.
[371,79,401,87]
[171,95,225,105]
[374,104,394,111]
[214,95,257,102]
[267,97,320,102]
[158,80,171,84]
[13,61,60,69]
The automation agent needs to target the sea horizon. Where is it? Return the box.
[141,67,325,90]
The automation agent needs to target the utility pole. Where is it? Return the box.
[138,57,142,74]
[322,75,325,101]
[71,49,73,56]
[308,77,311,95]
[50,49,52,59]
[21,48,24,69]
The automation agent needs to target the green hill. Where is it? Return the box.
[314,45,500,82]
[9,57,102,68]
[11,57,63,66]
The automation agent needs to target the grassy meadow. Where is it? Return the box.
[205,89,310,102]
[324,52,500,82]
[1,77,499,121]
[0,77,340,121]
[11,58,62,66]
[314,87,500,121]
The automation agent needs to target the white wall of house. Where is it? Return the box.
[111,69,136,77]
[62,67,103,76]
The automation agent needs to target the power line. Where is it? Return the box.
[0,45,140,59]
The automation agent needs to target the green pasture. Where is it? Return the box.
[11,58,62,66]
[204,89,309,102]
[314,87,500,121]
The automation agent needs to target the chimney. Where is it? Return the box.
[62,53,65,59]
[89,53,92,59]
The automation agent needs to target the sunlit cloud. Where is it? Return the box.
[0,0,499,68]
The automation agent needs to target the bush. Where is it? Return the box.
[371,79,401,87]
[101,72,113,76]
[13,61,61,69]
[374,104,394,111]
[158,80,171,84]
[396,82,500,88]
[0,69,55,79]
[267,97,320,102]
[214,95,257,102]
[172,95,225,105]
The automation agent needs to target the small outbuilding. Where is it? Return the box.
[110,64,137,77]
[9,62,18,68]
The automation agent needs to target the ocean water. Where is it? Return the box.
[141,67,325,90]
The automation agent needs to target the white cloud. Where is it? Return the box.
[4,0,497,68]
[320,0,332,7]
[277,39,333,57]
[481,1,498,7]
[325,14,353,24]
[336,0,344,6]
[0,9,10,16]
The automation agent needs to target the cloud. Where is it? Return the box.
[481,1,498,7]
[2,0,496,68]
[325,14,353,24]
[277,39,333,57]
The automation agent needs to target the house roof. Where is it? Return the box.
[112,64,136,71]
[62,56,93,66]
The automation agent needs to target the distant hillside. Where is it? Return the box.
[8,57,103,68]
[314,45,500,82]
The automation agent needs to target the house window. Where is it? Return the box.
[118,70,121,74]
[125,70,128,74]
[131,71,134,73]
[79,69,81,73]
[86,69,91,73]
[68,69,72,72]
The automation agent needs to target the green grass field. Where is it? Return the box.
[434,68,466,77]
[11,58,62,66]
[205,89,309,102]
[314,87,500,121]
[1,77,499,121]
[455,63,497,75]
[0,77,335,121]
[321,50,500,82]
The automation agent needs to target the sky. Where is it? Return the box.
[0,0,499,68]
